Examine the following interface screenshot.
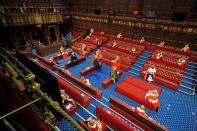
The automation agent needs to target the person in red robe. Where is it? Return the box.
[110,56,121,83]
[86,117,106,131]
[145,90,160,112]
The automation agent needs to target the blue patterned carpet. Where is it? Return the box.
[45,50,197,131]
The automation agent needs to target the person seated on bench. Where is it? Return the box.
[110,56,121,83]
[80,43,87,57]
[158,41,165,47]
[131,47,137,53]
[144,65,157,83]
[70,52,78,65]
[86,117,106,131]
[80,76,91,85]
[154,52,163,60]
[92,50,102,69]
[145,90,160,112]
[134,105,147,116]
[59,46,68,59]
[90,28,94,36]
[85,35,91,40]
[140,37,145,43]
[96,37,102,47]
[112,41,117,47]
[117,33,122,38]
[177,57,187,66]
[60,90,75,104]
[181,44,190,53]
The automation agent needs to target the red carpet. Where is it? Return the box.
[115,75,162,110]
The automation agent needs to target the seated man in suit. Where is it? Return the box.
[92,50,102,70]
[70,52,78,65]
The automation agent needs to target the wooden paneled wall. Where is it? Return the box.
[70,0,196,18]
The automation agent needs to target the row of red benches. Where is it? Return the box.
[57,67,102,99]
[101,50,135,71]
[110,97,167,131]
[34,54,57,70]
[141,64,182,90]
[96,106,135,130]
[148,57,186,73]
[108,40,145,54]
[35,56,92,108]
[52,50,72,62]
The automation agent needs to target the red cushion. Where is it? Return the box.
[124,76,162,94]
[115,82,155,110]
[80,65,96,76]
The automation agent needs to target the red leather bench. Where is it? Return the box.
[115,76,162,110]
[65,56,86,68]
[58,67,102,99]
[80,65,96,76]
[110,97,168,131]
[52,51,72,62]
[96,106,135,131]
[34,54,57,70]
[102,70,123,88]
[57,77,91,108]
